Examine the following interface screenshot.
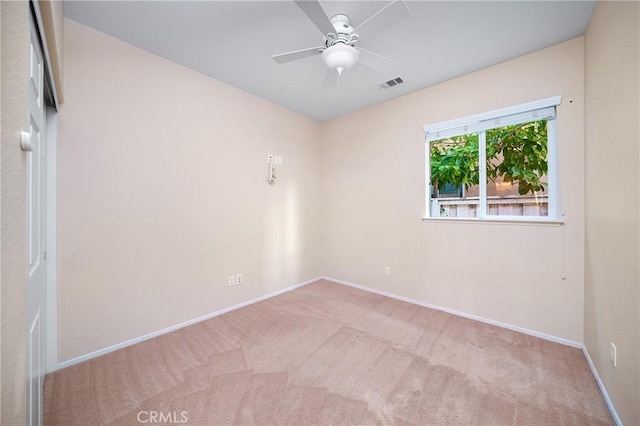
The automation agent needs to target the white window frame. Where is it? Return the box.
[424,96,561,222]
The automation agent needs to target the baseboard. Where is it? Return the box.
[321,276,582,349]
[55,276,322,371]
[582,346,622,426]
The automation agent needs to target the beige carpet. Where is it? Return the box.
[44,279,613,425]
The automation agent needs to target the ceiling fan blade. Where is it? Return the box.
[272,46,324,64]
[354,0,410,41]
[357,48,396,74]
[323,69,339,88]
[294,0,335,36]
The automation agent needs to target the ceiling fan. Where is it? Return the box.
[272,0,411,87]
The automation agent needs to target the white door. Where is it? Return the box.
[26,12,47,426]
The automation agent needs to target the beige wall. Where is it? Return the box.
[58,20,321,361]
[320,38,585,343]
[0,1,29,424]
[584,2,640,424]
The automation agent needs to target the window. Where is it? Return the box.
[424,97,560,221]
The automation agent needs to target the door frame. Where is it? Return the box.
[45,107,57,373]
[30,0,59,373]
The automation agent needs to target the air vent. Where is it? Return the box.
[378,77,405,90]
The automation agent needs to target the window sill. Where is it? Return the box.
[421,217,564,226]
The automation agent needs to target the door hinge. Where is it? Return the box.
[43,251,47,260]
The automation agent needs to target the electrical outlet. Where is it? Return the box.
[384,267,391,276]
[228,275,235,286]
[267,154,274,164]
[236,274,243,285]
[610,343,617,368]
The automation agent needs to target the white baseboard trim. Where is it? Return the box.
[321,276,582,349]
[582,346,622,426]
[56,276,322,371]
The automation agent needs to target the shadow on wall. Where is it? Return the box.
[263,181,301,291]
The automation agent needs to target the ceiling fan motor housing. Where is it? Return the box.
[326,14,359,47]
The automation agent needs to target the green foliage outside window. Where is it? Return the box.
[430,120,548,196]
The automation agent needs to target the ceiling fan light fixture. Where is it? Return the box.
[321,44,359,75]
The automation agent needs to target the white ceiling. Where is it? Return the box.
[65,1,595,122]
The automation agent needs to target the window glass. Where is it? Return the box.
[429,133,480,218]
[485,120,548,217]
